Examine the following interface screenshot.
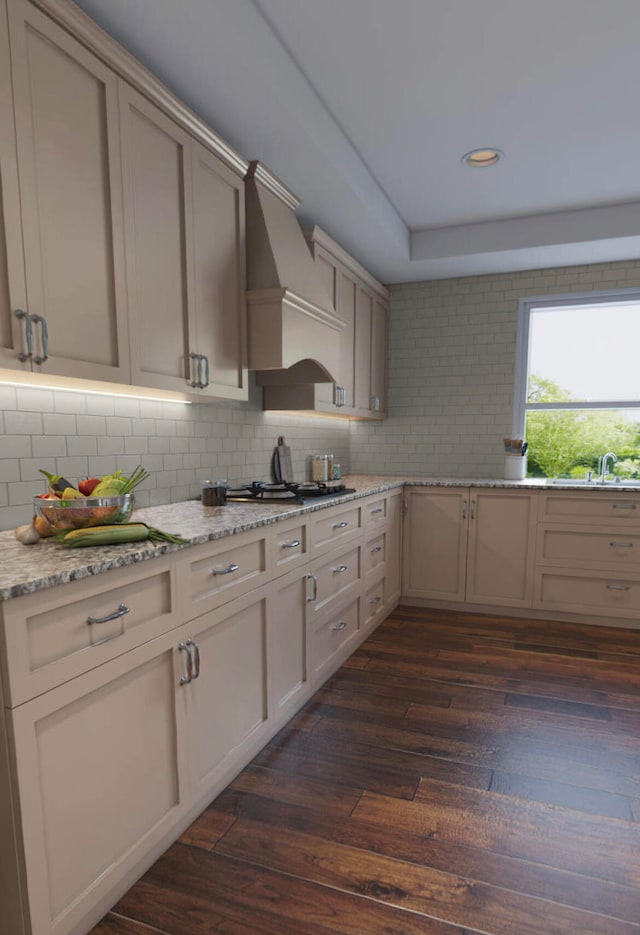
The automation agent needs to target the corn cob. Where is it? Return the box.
[59,524,187,548]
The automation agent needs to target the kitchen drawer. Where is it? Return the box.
[311,502,362,555]
[537,524,640,570]
[364,530,386,577]
[363,495,387,528]
[178,528,270,617]
[534,567,640,619]
[540,492,640,527]
[312,596,360,685]
[362,576,385,630]
[309,544,361,619]
[273,517,309,577]
[0,556,178,707]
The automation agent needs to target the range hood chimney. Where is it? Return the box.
[245,161,344,384]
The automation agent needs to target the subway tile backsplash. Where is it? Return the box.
[0,378,350,530]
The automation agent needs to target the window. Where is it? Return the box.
[513,290,640,479]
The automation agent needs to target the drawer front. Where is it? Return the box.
[364,495,387,528]
[311,545,361,618]
[311,503,362,555]
[362,577,385,629]
[0,557,177,707]
[364,531,386,576]
[540,492,640,526]
[534,568,640,619]
[537,525,640,570]
[180,530,270,615]
[312,597,360,684]
[273,519,309,577]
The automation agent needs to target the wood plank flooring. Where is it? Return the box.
[92,606,640,935]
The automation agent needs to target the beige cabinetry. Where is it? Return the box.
[0,0,247,400]
[120,84,247,399]
[534,490,640,620]
[0,489,402,935]
[403,487,538,608]
[261,225,388,418]
[4,0,129,383]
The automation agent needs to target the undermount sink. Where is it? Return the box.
[548,478,640,487]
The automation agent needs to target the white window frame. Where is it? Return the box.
[512,287,640,436]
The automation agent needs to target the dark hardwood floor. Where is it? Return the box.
[93,607,640,935]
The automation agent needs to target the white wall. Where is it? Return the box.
[351,258,640,477]
[0,377,349,530]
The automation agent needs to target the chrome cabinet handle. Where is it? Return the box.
[15,309,33,362]
[212,562,239,576]
[178,641,193,685]
[370,395,380,412]
[470,500,476,520]
[370,545,383,553]
[369,596,382,605]
[371,507,384,515]
[201,354,210,388]
[462,499,467,520]
[31,313,48,364]
[281,539,301,549]
[333,564,348,574]
[606,583,631,591]
[186,638,200,679]
[306,572,317,603]
[613,503,636,510]
[335,385,345,407]
[87,603,130,625]
[333,521,348,529]
[189,352,200,388]
[331,621,347,631]
[610,542,633,548]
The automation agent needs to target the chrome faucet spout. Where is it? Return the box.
[600,451,618,483]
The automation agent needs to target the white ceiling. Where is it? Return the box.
[74,0,640,283]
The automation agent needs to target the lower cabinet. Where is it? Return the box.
[269,566,313,727]
[403,487,538,608]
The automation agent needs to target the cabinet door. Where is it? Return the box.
[9,630,189,935]
[269,566,313,727]
[191,140,247,400]
[183,587,271,808]
[0,0,29,371]
[466,489,538,607]
[119,81,196,394]
[385,490,404,605]
[370,296,388,417]
[7,0,129,382]
[335,264,358,409]
[402,488,469,601]
[354,282,373,412]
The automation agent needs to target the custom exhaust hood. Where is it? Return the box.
[245,161,344,385]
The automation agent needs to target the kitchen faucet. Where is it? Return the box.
[599,451,618,483]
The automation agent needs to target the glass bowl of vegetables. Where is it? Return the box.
[34,493,135,532]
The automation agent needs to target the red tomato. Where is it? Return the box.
[78,477,101,496]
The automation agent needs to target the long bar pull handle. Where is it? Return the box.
[462,499,467,520]
[15,309,33,362]
[186,638,200,679]
[610,542,633,548]
[333,521,349,529]
[189,352,200,388]
[370,545,383,553]
[333,564,348,574]
[371,507,384,515]
[31,314,48,364]
[211,563,239,576]
[87,603,130,625]
[470,500,476,520]
[178,642,193,685]
[606,584,631,591]
[306,573,317,603]
[369,596,382,605]
[281,539,301,549]
[202,354,210,389]
[613,503,636,510]
[331,621,347,631]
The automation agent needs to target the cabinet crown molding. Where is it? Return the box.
[304,224,389,300]
[31,0,249,178]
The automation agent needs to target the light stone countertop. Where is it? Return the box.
[1,473,638,601]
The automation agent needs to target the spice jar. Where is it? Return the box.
[201,480,228,506]
[311,454,330,482]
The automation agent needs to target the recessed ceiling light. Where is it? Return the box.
[462,148,504,168]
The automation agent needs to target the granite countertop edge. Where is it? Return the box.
[1,473,637,601]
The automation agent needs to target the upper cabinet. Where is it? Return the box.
[0,0,248,400]
[4,0,129,382]
[261,225,388,419]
